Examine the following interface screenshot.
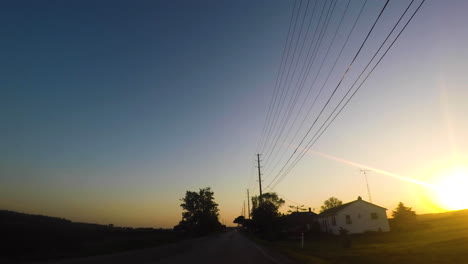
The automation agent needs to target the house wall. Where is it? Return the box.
[319,201,390,235]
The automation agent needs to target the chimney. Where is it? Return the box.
[309,207,311,213]
[357,196,362,201]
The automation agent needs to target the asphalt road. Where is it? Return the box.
[53,231,297,264]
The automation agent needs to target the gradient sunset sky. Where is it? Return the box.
[1,0,468,228]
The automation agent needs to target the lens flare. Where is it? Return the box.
[434,166,468,210]
[304,149,468,211]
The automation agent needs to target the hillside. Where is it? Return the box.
[0,210,178,262]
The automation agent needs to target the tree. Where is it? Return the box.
[251,192,285,237]
[392,202,416,223]
[175,187,222,235]
[251,192,285,212]
[233,215,246,225]
[320,197,343,213]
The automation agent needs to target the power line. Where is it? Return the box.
[257,0,299,154]
[266,0,391,190]
[267,0,367,177]
[306,0,426,157]
[247,155,258,194]
[281,0,420,181]
[268,0,425,190]
[261,0,306,155]
[263,0,337,169]
[261,0,322,165]
[264,0,354,178]
[258,0,304,154]
[275,191,302,206]
[268,0,407,190]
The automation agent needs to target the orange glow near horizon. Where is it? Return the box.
[308,150,468,212]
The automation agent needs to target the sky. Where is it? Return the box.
[1,0,468,228]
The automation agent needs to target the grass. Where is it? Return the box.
[249,209,468,264]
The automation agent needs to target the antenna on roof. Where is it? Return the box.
[360,169,372,203]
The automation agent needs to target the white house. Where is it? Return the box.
[318,196,390,235]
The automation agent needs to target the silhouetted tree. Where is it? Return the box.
[233,216,254,231]
[175,187,222,235]
[233,215,246,225]
[320,197,343,213]
[392,202,416,220]
[251,192,285,238]
[251,192,285,211]
[391,202,417,230]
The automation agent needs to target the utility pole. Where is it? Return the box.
[360,169,372,203]
[257,153,263,204]
[243,200,246,218]
[247,189,251,219]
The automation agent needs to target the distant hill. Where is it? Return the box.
[417,209,468,221]
[385,208,468,222]
[0,209,178,262]
[0,209,117,230]
[0,209,72,226]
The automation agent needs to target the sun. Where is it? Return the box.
[434,166,468,210]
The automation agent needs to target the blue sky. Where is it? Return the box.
[1,0,468,227]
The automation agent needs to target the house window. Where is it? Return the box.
[345,215,352,224]
[332,216,336,226]
[371,212,378,220]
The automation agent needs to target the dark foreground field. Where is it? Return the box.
[0,210,296,264]
[0,210,181,262]
[3,209,468,264]
[52,230,296,264]
[253,209,468,264]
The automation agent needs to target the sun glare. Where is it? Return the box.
[434,166,468,210]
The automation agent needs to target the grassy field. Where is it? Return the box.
[252,209,468,264]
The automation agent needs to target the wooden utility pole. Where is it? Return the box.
[247,189,251,219]
[257,153,263,203]
[243,200,246,218]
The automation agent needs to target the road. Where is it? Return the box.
[53,231,298,264]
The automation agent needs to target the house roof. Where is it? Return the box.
[318,197,387,217]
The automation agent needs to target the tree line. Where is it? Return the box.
[174,187,418,237]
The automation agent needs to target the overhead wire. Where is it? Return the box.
[256,0,299,154]
[306,0,425,166]
[268,0,426,190]
[264,0,353,178]
[262,0,333,169]
[266,0,391,190]
[252,0,299,192]
[259,0,305,155]
[265,0,366,180]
